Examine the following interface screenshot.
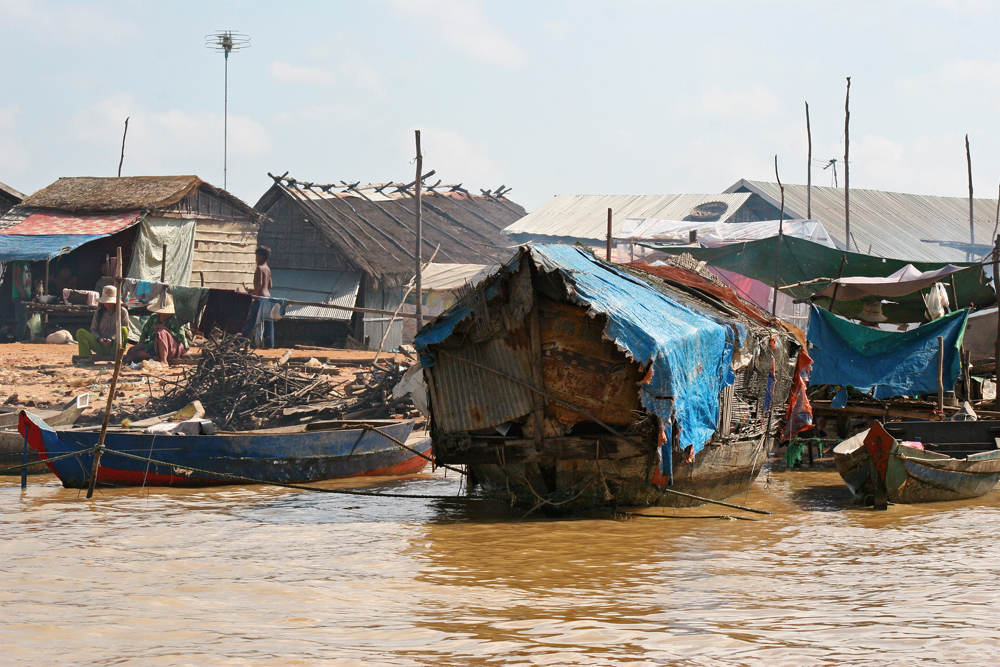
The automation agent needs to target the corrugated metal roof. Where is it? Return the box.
[726,179,1000,262]
[419,262,497,291]
[270,268,362,321]
[501,193,752,240]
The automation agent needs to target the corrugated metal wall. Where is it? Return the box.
[362,283,404,350]
[429,337,535,432]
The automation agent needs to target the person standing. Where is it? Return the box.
[242,246,274,348]
[74,285,130,362]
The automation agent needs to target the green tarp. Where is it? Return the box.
[642,236,995,323]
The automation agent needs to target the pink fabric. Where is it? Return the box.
[155,328,187,361]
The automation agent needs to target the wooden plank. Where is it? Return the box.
[195,220,260,234]
[192,260,256,272]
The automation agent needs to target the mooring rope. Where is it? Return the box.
[2,442,461,500]
[0,446,97,475]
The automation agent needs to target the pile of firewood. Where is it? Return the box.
[129,335,417,430]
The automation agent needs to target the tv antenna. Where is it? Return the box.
[821,158,838,188]
[205,30,250,190]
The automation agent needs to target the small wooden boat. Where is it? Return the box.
[833,420,1000,506]
[0,398,89,475]
[19,411,431,489]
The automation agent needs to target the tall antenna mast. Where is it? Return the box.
[205,30,250,190]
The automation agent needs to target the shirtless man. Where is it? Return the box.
[242,246,274,348]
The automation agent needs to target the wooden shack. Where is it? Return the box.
[254,174,524,349]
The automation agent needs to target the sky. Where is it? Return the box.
[1,0,998,212]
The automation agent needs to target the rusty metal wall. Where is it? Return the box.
[431,336,535,433]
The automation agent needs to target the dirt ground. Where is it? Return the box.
[0,342,409,425]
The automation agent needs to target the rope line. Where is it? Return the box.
[97,448,462,499]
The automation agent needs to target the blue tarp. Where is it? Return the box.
[417,245,744,467]
[807,305,969,399]
[0,234,105,262]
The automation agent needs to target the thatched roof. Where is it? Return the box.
[18,176,262,222]
[255,175,525,283]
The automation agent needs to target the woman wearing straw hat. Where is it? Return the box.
[124,292,190,365]
[74,285,130,362]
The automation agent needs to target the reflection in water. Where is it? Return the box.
[2,465,999,665]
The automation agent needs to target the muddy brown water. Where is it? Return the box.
[2,465,999,666]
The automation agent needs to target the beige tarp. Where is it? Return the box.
[127,216,196,285]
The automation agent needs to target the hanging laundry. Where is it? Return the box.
[168,285,210,329]
[199,289,253,335]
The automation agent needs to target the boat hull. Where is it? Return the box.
[19,412,430,489]
[0,404,86,475]
[470,435,770,510]
[834,425,1000,504]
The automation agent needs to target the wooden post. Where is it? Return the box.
[937,335,945,411]
[86,346,126,499]
[962,348,971,402]
[115,247,123,350]
[160,244,167,283]
[994,236,1000,409]
[20,431,28,489]
[414,130,423,329]
[966,134,974,249]
[770,155,785,316]
[844,77,851,252]
[805,101,812,220]
[606,208,613,262]
[949,273,959,312]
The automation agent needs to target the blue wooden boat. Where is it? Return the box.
[834,420,1000,505]
[18,411,430,489]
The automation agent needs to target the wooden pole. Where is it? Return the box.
[414,130,423,329]
[118,116,129,178]
[805,101,812,220]
[606,208,613,262]
[844,77,851,252]
[994,235,1000,409]
[937,335,945,411]
[771,155,785,316]
[962,348,971,402]
[86,345,126,499]
[115,247,123,350]
[966,134,975,250]
[160,244,167,283]
[949,273,959,312]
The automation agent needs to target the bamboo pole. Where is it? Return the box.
[770,155,785,316]
[805,101,812,220]
[160,244,167,283]
[86,345,126,499]
[844,77,851,251]
[967,134,974,249]
[414,130,423,329]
